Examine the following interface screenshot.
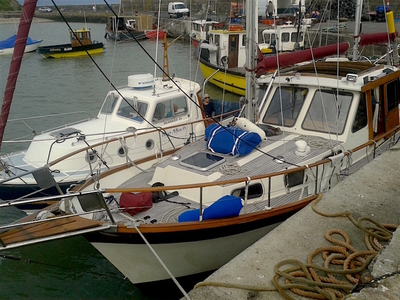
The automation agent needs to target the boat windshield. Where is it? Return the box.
[100,92,119,115]
[302,89,353,134]
[117,97,148,122]
[262,32,276,45]
[262,86,308,127]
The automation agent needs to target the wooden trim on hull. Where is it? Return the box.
[84,196,315,244]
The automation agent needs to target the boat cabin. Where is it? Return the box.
[70,28,93,47]
[98,74,197,127]
[258,22,309,54]
[190,19,222,46]
[257,61,400,160]
[125,19,137,30]
[199,25,246,69]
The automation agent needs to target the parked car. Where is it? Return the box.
[39,7,52,13]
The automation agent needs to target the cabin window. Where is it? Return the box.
[281,32,289,42]
[262,86,308,127]
[173,97,188,115]
[153,103,166,122]
[285,170,305,188]
[215,35,220,46]
[242,34,246,46]
[231,183,263,199]
[153,97,187,121]
[164,97,188,118]
[386,79,399,112]
[230,36,238,51]
[263,33,271,44]
[352,94,368,133]
[100,93,119,114]
[118,98,148,122]
[271,34,276,46]
[302,89,353,134]
[291,32,303,43]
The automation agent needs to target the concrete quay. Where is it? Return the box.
[186,142,400,299]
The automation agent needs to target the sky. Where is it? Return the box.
[17,0,120,6]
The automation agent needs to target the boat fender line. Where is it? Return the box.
[221,55,228,65]
[234,117,267,140]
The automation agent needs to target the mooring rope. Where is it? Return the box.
[194,194,398,300]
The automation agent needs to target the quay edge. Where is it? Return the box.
[185,143,400,299]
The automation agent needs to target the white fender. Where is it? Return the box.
[235,117,266,140]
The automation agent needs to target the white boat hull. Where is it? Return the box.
[90,225,277,284]
[0,40,42,56]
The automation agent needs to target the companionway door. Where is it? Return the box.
[228,34,239,69]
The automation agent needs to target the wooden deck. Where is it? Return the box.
[0,216,103,247]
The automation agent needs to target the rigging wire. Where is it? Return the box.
[50,0,304,172]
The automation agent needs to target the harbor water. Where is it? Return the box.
[0,20,240,300]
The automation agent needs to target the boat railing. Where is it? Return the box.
[102,125,400,218]
[3,111,94,144]
[0,125,398,224]
[0,190,114,250]
[0,109,240,200]
[202,68,220,96]
[46,109,239,168]
[0,166,64,200]
[373,44,400,65]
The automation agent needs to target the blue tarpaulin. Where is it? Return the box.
[205,124,262,156]
[0,34,38,50]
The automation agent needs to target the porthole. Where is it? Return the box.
[118,146,126,157]
[85,151,98,164]
[145,139,154,150]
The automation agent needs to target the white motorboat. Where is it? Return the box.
[0,34,42,56]
[0,71,211,200]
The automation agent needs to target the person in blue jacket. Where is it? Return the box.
[203,94,215,117]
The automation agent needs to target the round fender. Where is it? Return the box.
[235,117,266,140]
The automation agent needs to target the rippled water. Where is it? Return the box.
[0,20,238,300]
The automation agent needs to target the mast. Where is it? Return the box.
[352,0,363,61]
[0,0,38,150]
[244,0,258,122]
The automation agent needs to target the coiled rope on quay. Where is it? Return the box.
[194,194,398,300]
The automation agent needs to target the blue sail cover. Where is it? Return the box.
[178,195,243,222]
[0,34,37,50]
[205,124,262,156]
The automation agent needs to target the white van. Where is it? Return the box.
[168,2,190,18]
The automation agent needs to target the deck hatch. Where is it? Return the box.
[50,127,81,138]
[180,152,225,171]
